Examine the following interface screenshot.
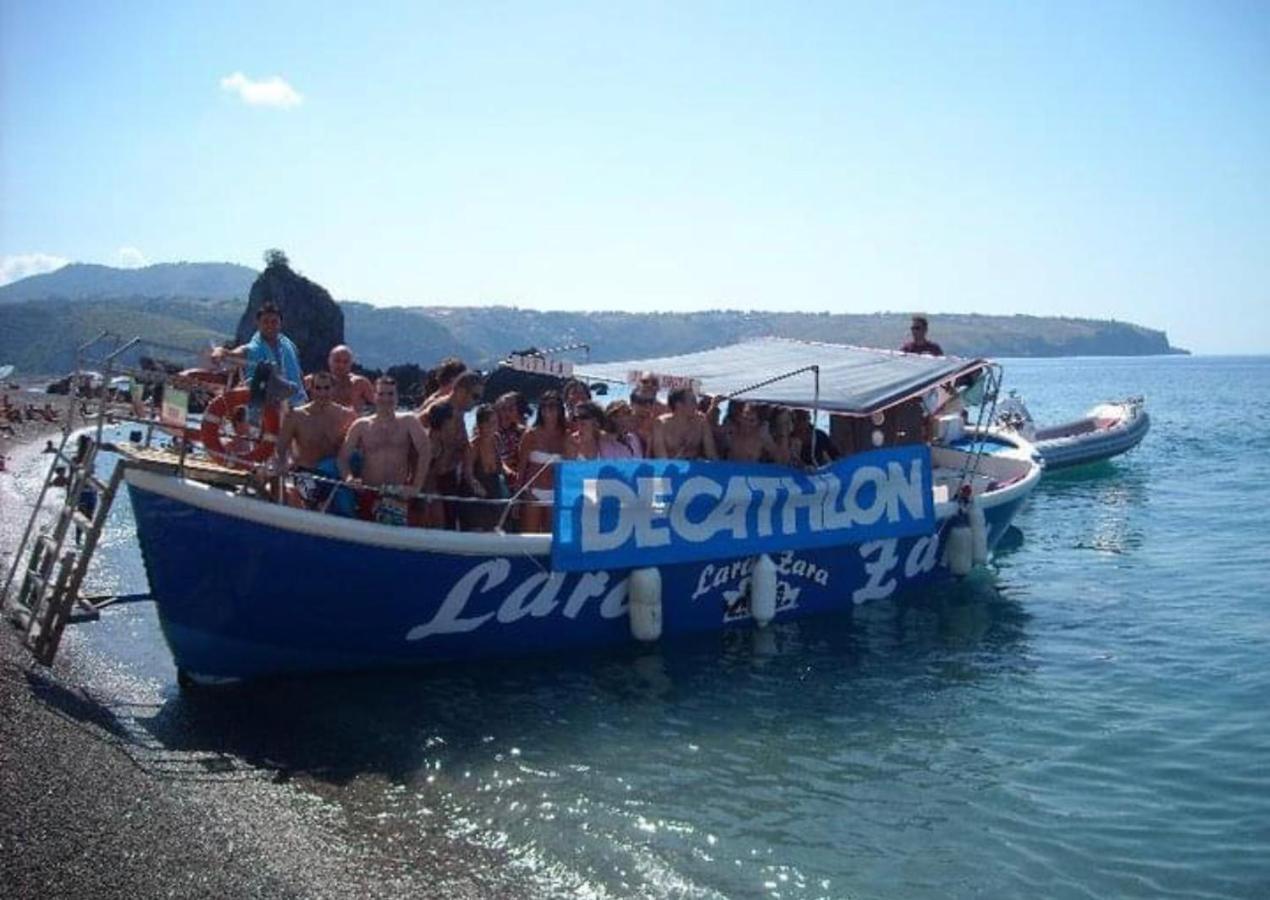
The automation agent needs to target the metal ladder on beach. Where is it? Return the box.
[2,431,124,665]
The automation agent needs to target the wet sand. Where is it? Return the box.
[1,424,527,899]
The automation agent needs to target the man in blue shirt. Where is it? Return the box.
[212,302,308,406]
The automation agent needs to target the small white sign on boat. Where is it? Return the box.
[625,370,702,393]
[505,353,574,378]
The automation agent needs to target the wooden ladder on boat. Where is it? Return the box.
[1,432,124,665]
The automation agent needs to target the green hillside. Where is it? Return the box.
[0,262,257,304]
[0,261,1188,378]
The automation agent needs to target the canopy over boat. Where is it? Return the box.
[580,337,989,416]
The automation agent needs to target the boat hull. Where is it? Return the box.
[125,466,1035,679]
[1035,405,1150,471]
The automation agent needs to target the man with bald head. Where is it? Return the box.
[309,344,376,413]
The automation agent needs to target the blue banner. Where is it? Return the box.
[552,446,935,572]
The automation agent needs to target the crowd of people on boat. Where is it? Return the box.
[186,303,954,532]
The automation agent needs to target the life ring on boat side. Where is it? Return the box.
[177,368,230,388]
[199,387,280,467]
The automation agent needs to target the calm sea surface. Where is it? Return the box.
[29,355,1270,898]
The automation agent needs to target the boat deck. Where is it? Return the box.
[118,445,251,488]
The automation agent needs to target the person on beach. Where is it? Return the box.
[211,303,308,406]
[276,371,356,508]
[654,388,718,460]
[900,314,944,356]
[337,377,429,524]
[308,344,375,413]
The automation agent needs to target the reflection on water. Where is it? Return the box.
[1031,463,1150,557]
[67,576,1032,898]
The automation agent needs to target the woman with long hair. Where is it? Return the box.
[516,390,568,533]
[565,401,605,461]
[460,404,508,531]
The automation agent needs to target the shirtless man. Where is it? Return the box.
[276,372,356,508]
[307,344,375,412]
[654,388,718,460]
[418,357,468,414]
[429,370,482,479]
[277,372,356,471]
[338,377,430,522]
[725,401,785,464]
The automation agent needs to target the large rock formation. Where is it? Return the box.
[234,250,343,374]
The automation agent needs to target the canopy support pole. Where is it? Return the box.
[810,365,820,464]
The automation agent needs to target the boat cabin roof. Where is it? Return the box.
[581,337,988,416]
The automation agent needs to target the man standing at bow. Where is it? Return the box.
[212,302,308,406]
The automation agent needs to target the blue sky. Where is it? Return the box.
[2,1,1266,353]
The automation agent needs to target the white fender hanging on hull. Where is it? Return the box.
[969,499,989,566]
[942,515,975,577]
[749,554,778,627]
[629,567,663,642]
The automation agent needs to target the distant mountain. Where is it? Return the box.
[422,307,1187,363]
[0,260,1188,376]
[0,261,257,304]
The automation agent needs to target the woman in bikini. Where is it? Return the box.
[517,390,567,534]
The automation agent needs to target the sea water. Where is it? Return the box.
[26,355,1270,898]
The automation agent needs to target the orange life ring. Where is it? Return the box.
[178,368,230,386]
[199,387,280,468]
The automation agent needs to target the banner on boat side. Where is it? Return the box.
[551,446,935,572]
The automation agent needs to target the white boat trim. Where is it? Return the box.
[126,444,1040,559]
[125,467,553,555]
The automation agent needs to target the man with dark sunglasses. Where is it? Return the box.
[276,370,356,509]
[629,371,667,446]
[900,315,944,356]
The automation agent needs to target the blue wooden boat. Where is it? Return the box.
[119,339,1042,682]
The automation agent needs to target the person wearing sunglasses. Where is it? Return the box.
[565,401,605,460]
[600,400,644,458]
[900,314,944,356]
[276,371,357,507]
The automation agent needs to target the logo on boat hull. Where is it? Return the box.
[691,551,830,623]
[406,559,630,641]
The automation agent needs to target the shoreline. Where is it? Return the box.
[0,426,528,899]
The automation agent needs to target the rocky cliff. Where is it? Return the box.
[233,252,343,374]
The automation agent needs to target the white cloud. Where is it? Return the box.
[0,252,69,286]
[219,72,304,108]
[116,246,148,268]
